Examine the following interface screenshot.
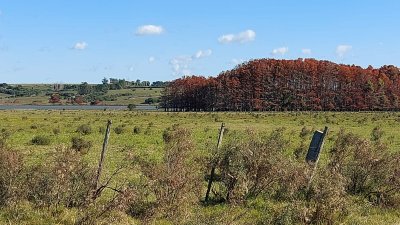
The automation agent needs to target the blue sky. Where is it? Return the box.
[0,0,399,83]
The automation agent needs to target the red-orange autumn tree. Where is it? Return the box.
[161,59,400,111]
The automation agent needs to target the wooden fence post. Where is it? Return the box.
[205,122,225,202]
[306,126,329,190]
[92,120,112,197]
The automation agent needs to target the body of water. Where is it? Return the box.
[0,104,158,111]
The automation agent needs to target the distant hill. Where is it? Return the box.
[161,58,400,111]
[0,82,165,106]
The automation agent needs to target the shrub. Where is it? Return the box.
[133,126,141,134]
[98,126,105,134]
[52,128,61,135]
[76,124,92,135]
[132,126,202,222]
[329,129,400,206]
[299,126,312,138]
[0,147,24,206]
[306,168,348,224]
[26,146,94,208]
[31,135,51,145]
[371,126,384,142]
[71,137,93,152]
[127,104,136,111]
[162,124,180,143]
[0,129,11,149]
[214,128,306,203]
[114,126,125,135]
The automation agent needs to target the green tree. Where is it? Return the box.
[78,82,92,95]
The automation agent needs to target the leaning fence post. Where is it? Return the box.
[205,123,225,202]
[306,126,329,189]
[92,120,112,197]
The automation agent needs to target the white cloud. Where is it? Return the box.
[218,30,256,44]
[148,56,156,63]
[336,45,352,57]
[271,47,289,56]
[170,56,192,76]
[136,25,164,36]
[169,49,213,76]
[302,48,312,55]
[194,49,212,59]
[73,41,88,50]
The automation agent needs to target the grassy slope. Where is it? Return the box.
[102,87,162,105]
[0,111,399,224]
[0,85,163,105]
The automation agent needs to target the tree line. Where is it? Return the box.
[161,58,400,111]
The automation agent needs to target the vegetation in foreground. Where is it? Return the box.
[0,110,399,224]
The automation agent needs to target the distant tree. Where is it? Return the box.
[161,59,400,111]
[118,79,127,89]
[102,77,109,85]
[78,82,92,95]
[109,78,119,84]
[127,104,136,111]
[73,95,85,104]
[53,83,64,91]
[151,81,169,87]
[141,81,150,86]
[95,84,108,93]
[144,98,155,104]
[49,93,61,104]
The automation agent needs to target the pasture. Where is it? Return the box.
[0,110,399,224]
[0,85,162,106]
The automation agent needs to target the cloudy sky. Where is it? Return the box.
[0,0,399,83]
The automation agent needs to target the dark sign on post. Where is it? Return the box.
[306,127,328,165]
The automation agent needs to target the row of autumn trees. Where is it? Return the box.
[161,58,400,111]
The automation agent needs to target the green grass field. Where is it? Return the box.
[102,87,162,105]
[0,110,399,224]
[4,110,400,153]
[0,86,163,105]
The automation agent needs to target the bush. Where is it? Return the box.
[114,126,125,135]
[299,126,312,138]
[0,147,24,206]
[215,128,306,203]
[133,126,141,134]
[31,135,51,145]
[0,129,11,149]
[329,129,400,206]
[371,126,384,142]
[76,124,92,135]
[52,128,61,135]
[127,104,136,111]
[132,126,202,222]
[306,169,348,224]
[26,146,94,208]
[71,137,93,152]
[98,126,105,134]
